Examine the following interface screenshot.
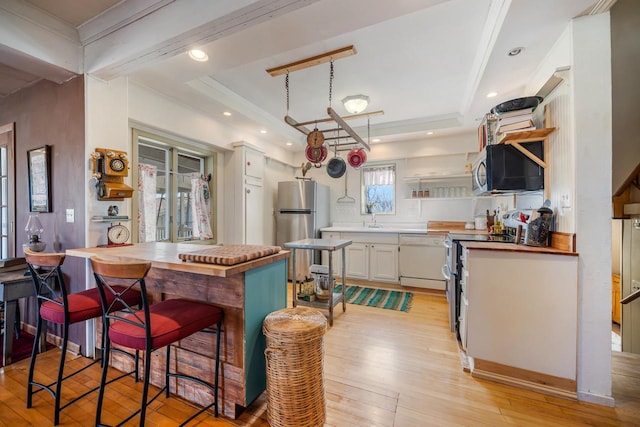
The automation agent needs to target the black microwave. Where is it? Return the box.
[472,141,544,195]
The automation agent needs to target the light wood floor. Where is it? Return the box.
[1,285,639,426]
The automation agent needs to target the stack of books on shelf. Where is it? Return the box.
[494,107,536,142]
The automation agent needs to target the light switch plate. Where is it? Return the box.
[66,209,74,223]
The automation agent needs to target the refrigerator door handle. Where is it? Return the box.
[279,209,313,214]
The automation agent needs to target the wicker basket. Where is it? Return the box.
[263,307,328,427]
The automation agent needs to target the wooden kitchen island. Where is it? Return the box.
[66,242,289,419]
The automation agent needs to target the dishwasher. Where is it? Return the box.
[399,234,446,290]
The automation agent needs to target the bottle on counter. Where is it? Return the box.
[494,209,503,234]
[486,209,495,229]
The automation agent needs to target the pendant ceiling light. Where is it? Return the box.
[342,95,369,114]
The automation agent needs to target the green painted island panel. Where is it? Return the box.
[244,258,287,404]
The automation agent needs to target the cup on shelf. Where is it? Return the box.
[418,190,424,198]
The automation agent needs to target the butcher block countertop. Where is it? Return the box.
[66,242,291,278]
[461,241,578,256]
[427,221,488,235]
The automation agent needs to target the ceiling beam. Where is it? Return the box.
[266,45,356,77]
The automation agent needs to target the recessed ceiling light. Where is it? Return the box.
[487,92,498,98]
[507,47,523,57]
[286,142,293,146]
[223,111,232,116]
[372,138,381,143]
[188,49,208,62]
[426,131,434,135]
[260,129,267,134]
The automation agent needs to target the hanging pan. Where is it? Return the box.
[326,143,346,178]
[348,148,367,169]
[305,145,327,167]
[327,156,346,178]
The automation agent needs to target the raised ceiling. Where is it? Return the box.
[2,0,602,149]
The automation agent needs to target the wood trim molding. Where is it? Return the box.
[472,358,577,400]
[22,322,81,355]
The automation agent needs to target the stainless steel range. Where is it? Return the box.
[442,233,514,335]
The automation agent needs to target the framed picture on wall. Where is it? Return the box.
[27,145,52,213]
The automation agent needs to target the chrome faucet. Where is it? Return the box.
[372,212,377,225]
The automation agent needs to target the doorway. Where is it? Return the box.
[0,122,16,258]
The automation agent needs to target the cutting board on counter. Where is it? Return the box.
[178,245,281,266]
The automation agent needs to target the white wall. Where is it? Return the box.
[85,75,130,247]
[572,13,613,406]
[286,132,493,227]
[526,14,614,405]
[85,79,300,247]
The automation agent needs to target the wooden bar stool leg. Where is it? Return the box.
[214,319,222,417]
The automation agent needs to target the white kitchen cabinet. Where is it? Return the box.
[243,148,264,179]
[244,178,263,245]
[340,232,399,283]
[224,142,264,244]
[322,230,401,283]
[463,245,578,399]
[345,243,368,279]
[369,244,399,281]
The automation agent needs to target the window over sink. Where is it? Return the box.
[361,163,395,215]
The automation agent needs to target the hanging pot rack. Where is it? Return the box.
[268,45,383,153]
[285,107,382,152]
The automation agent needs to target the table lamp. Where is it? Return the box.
[25,214,46,252]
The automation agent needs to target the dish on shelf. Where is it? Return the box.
[491,96,543,114]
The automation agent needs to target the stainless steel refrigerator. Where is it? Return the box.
[276,180,329,282]
[622,208,640,353]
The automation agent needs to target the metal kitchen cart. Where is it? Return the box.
[283,238,351,326]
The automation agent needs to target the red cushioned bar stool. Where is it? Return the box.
[90,256,223,426]
[24,249,142,426]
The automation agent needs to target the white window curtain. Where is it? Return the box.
[363,164,396,185]
[190,173,213,240]
[138,163,157,242]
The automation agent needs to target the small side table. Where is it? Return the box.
[0,269,44,366]
[283,238,352,326]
